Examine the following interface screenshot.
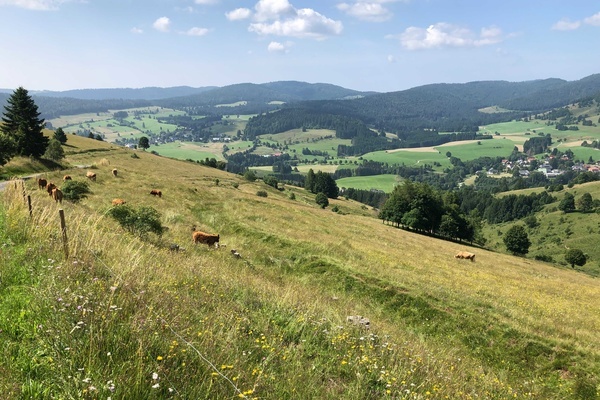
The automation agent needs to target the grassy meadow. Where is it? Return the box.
[149,141,225,162]
[1,134,599,398]
[485,181,600,276]
[336,174,401,192]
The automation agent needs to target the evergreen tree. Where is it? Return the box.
[503,225,531,255]
[558,192,575,213]
[0,133,15,166]
[313,171,339,198]
[305,168,316,192]
[54,127,68,144]
[1,87,48,158]
[43,138,65,161]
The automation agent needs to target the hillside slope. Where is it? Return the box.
[1,135,599,398]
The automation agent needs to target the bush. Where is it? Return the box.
[263,176,278,189]
[107,205,164,239]
[289,192,296,200]
[315,192,329,209]
[534,254,554,262]
[256,190,268,197]
[232,182,239,189]
[131,153,139,159]
[61,180,90,202]
[244,170,257,181]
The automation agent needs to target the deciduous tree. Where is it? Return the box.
[503,225,531,255]
[564,248,586,269]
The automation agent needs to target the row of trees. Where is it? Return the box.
[378,181,479,243]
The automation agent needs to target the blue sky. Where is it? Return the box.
[1,0,599,93]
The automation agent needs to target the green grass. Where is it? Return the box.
[1,134,600,398]
[336,174,401,192]
[438,138,517,160]
[361,149,450,168]
[149,141,225,161]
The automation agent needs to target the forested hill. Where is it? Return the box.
[27,86,218,100]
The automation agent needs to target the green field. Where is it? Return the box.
[336,174,401,192]
[361,148,450,167]
[438,138,517,159]
[149,141,224,161]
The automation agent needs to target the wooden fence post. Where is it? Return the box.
[59,209,69,259]
[27,195,32,218]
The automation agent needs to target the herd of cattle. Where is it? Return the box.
[35,169,478,260]
[35,169,221,248]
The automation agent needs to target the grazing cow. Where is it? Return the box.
[150,189,162,198]
[86,171,97,181]
[112,168,118,177]
[63,175,72,181]
[192,231,220,247]
[46,182,57,196]
[51,188,63,203]
[455,251,475,262]
[112,198,126,206]
[37,178,47,190]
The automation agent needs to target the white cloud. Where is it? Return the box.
[336,2,393,22]
[584,12,600,26]
[194,0,218,4]
[130,27,143,34]
[254,0,295,22]
[552,18,581,31]
[267,41,292,53]
[153,17,171,33]
[393,23,504,50]
[249,6,343,40]
[186,27,209,36]
[0,0,74,10]
[226,7,251,21]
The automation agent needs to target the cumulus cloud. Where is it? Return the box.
[583,12,600,26]
[153,16,171,32]
[225,7,251,21]
[336,2,393,22]
[0,0,74,10]
[186,27,209,36]
[391,23,504,50]
[130,27,143,34]
[227,0,342,40]
[267,41,292,53]
[552,18,581,31]
[249,7,343,39]
[254,0,296,22]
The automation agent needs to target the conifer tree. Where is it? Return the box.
[1,87,48,158]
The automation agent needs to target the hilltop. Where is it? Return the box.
[1,133,599,398]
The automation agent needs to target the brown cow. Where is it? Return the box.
[455,251,475,262]
[150,189,162,198]
[63,175,72,181]
[37,178,47,189]
[112,168,118,177]
[112,198,126,206]
[86,171,97,181]
[46,182,57,196]
[192,231,220,247]
[52,188,63,203]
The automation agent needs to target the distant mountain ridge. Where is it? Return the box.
[2,75,600,123]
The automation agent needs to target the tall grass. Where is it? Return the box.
[1,139,600,398]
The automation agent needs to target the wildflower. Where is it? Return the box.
[157,356,163,361]
[152,372,159,380]
[152,383,160,389]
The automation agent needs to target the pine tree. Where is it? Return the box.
[54,127,68,144]
[1,87,48,158]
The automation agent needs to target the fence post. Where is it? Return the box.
[59,209,69,259]
[27,195,32,218]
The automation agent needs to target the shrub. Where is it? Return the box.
[315,192,329,209]
[289,192,296,200]
[61,180,90,202]
[263,176,278,189]
[131,153,139,159]
[232,182,239,189]
[244,170,257,181]
[534,254,554,262]
[256,190,268,197]
[107,205,164,239]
